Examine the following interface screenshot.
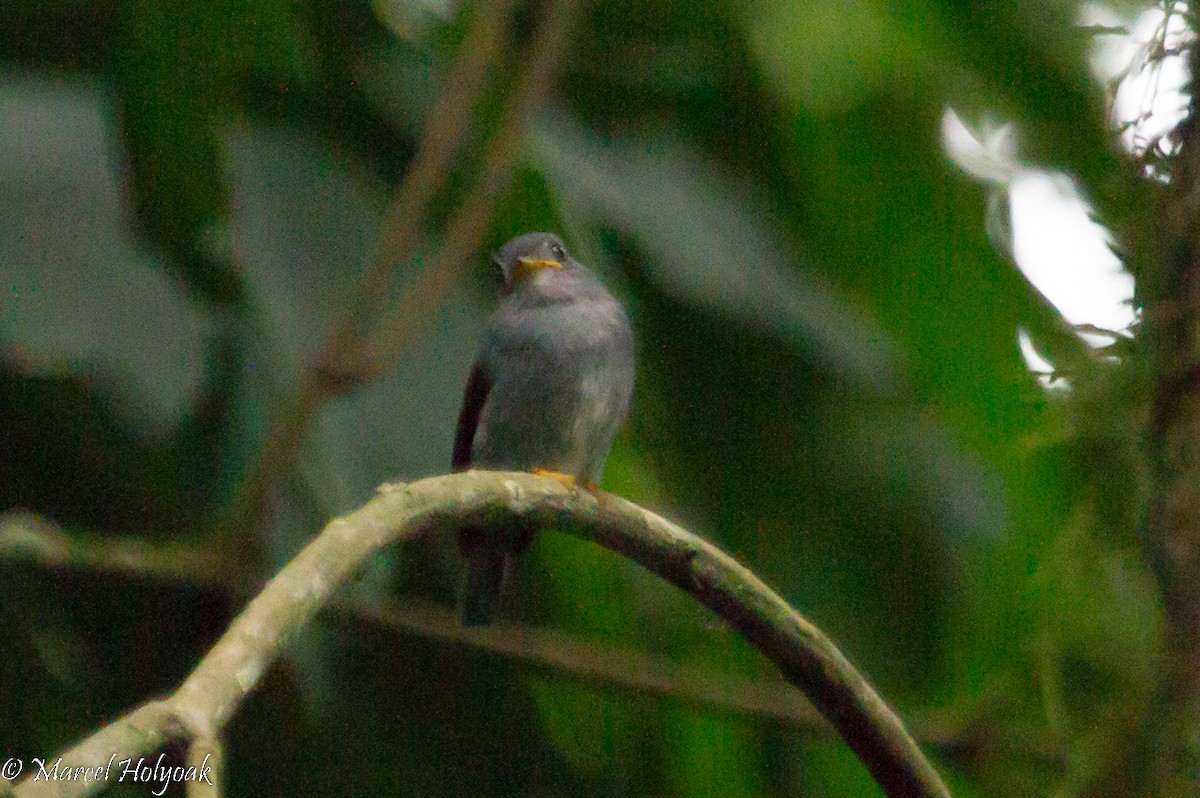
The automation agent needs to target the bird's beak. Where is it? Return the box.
[513,256,563,283]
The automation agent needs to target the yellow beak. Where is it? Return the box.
[513,256,563,283]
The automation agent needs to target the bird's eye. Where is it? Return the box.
[550,243,567,261]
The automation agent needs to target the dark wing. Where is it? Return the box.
[452,361,492,471]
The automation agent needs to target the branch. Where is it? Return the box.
[216,0,520,541]
[13,472,950,798]
[1150,23,1200,693]
[313,0,527,382]
[352,594,832,729]
[1138,10,1200,793]
[360,0,584,371]
[0,512,233,585]
[0,513,838,733]
[347,597,1056,766]
[0,511,1057,762]
[219,0,583,546]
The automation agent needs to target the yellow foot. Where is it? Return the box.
[530,468,579,490]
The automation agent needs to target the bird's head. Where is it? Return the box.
[492,232,575,290]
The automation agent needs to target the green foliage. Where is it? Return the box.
[0,0,1168,795]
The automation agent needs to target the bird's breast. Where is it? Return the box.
[472,297,633,477]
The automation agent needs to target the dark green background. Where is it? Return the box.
[0,0,1165,795]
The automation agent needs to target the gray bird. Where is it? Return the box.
[453,232,635,625]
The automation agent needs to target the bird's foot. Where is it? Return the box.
[530,468,585,491]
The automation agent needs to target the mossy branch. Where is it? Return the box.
[13,471,949,798]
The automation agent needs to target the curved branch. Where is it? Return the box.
[15,472,949,798]
[0,512,1055,762]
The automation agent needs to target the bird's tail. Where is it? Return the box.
[461,545,509,626]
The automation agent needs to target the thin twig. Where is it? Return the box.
[317,0,526,378]
[350,593,831,727]
[0,512,233,585]
[218,0,582,550]
[217,0,520,541]
[0,510,1058,763]
[364,0,584,370]
[13,472,951,798]
[1,511,832,732]
[344,596,1058,765]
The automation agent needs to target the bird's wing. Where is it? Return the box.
[452,360,492,470]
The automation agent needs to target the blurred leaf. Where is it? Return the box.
[934,0,1146,236]
[527,677,644,778]
[1034,507,1161,707]
[114,0,301,306]
[662,708,764,798]
[744,0,925,115]
[798,739,887,797]
[372,0,456,42]
[0,77,213,434]
[531,119,905,392]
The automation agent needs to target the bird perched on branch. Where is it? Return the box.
[452,232,635,625]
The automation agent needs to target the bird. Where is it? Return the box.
[453,231,635,626]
